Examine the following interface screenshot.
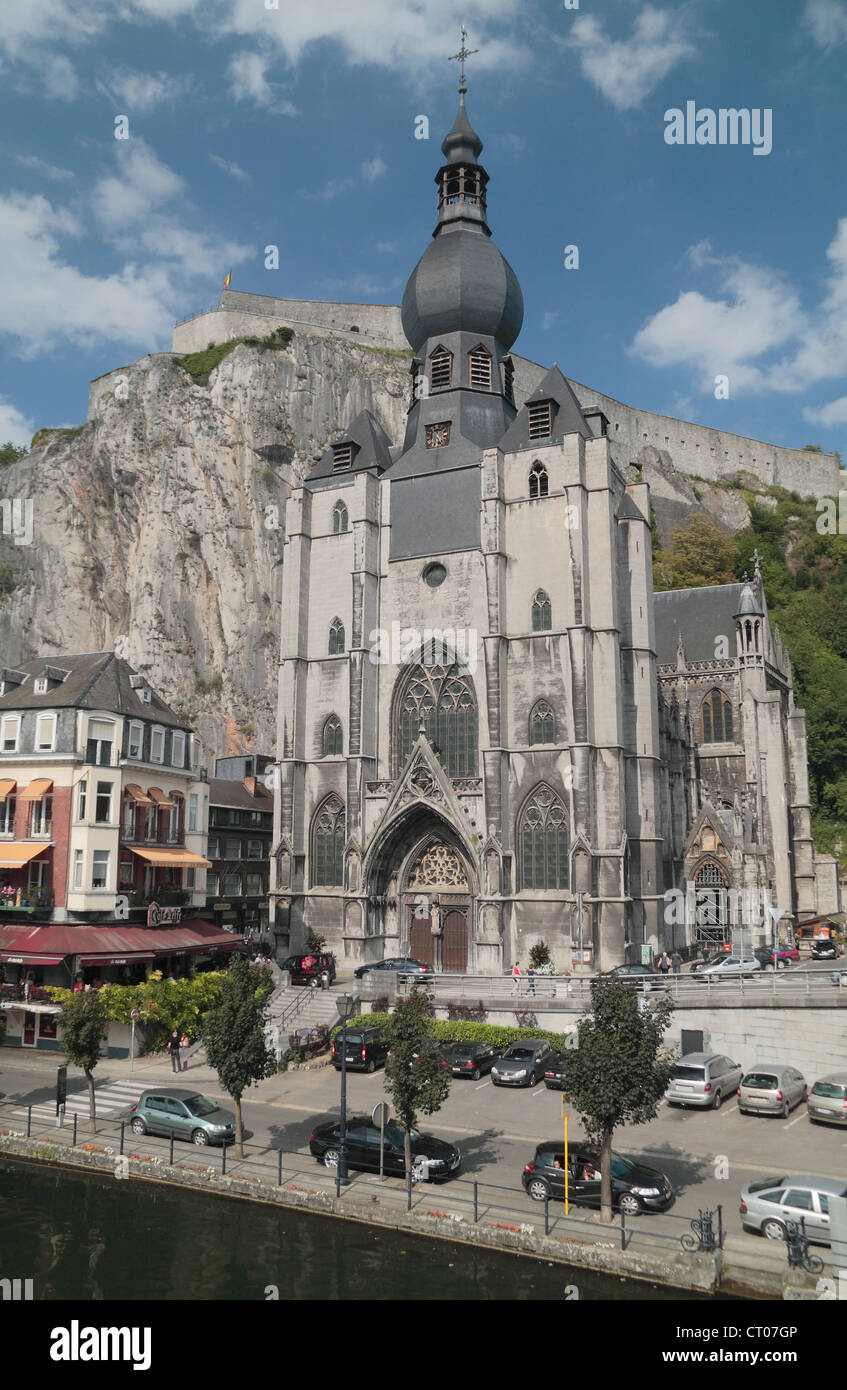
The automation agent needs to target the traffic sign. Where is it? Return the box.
[372,1102,390,1128]
[130,1008,140,1021]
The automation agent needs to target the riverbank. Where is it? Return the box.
[0,1131,785,1297]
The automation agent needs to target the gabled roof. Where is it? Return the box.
[498,364,593,450]
[207,777,274,811]
[0,652,189,728]
[306,409,393,487]
[653,584,747,666]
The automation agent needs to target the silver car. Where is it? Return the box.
[695,954,762,981]
[738,1062,807,1117]
[490,1040,552,1087]
[807,1072,847,1126]
[740,1174,847,1243]
[665,1052,743,1110]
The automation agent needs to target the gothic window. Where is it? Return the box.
[332,500,348,534]
[694,860,729,929]
[408,844,469,888]
[529,700,555,745]
[328,618,345,655]
[425,422,451,448]
[700,688,733,743]
[396,663,477,777]
[429,347,452,390]
[532,589,552,632]
[469,346,492,390]
[528,400,553,440]
[322,715,342,756]
[519,785,569,890]
[311,795,345,887]
[528,461,548,498]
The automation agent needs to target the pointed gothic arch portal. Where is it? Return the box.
[693,859,730,945]
[404,839,471,973]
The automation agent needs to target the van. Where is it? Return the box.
[665,1053,743,1110]
[280,952,337,987]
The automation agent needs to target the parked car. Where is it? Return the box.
[737,1062,807,1116]
[309,1115,461,1181]
[386,1038,448,1068]
[129,1089,236,1146]
[665,1052,743,1109]
[280,952,337,987]
[753,946,800,970]
[543,1052,571,1090]
[353,957,434,980]
[445,1041,499,1079]
[521,1142,674,1213]
[604,964,665,991]
[694,954,762,981]
[811,940,842,960]
[331,1027,390,1073]
[689,952,726,974]
[740,1174,847,1243]
[807,1072,847,1126]
[491,1040,552,1087]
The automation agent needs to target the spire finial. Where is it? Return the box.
[752,547,762,581]
[449,23,478,95]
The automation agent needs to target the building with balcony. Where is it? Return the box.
[205,760,274,943]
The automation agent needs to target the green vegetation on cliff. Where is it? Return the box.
[654,488,847,863]
[0,441,27,467]
[176,326,294,384]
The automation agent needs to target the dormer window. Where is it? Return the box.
[429,347,452,390]
[34,678,49,694]
[332,442,354,471]
[528,401,553,440]
[140,688,152,704]
[469,346,492,390]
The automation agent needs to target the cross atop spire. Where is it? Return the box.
[449,24,479,93]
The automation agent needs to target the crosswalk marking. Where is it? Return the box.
[7,1079,147,1125]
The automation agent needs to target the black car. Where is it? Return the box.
[353,957,434,980]
[387,1038,449,1068]
[543,1052,570,1090]
[310,1115,461,1181]
[811,940,841,960]
[604,964,665,991]
[331,1027,389,1073]
[521,1142,674,1214]
[280,952,337,987]
[446,1042,499,1079]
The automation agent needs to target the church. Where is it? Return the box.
[268,79,827,974]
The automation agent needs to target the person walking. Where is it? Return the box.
[658,951,671,976]
[168,1030,181,1074]
[671,950,682,976]
[512,960,522,995]
[180,1033,190,1071]
[526,964,536,996]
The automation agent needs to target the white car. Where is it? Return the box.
[695,954,762,981]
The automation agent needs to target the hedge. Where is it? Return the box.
[330,1013,574,1051]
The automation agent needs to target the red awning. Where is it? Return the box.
[0,953,65,965]
[0,919,242,965]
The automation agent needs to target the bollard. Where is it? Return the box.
[278,1148,283,1186]
[473,1180,478,1223]
[120,1121,125,1156]
[221,1139,226,1175]
[407,1168,413,1212]
[72,1112,78,1147]
[336,1167,341,1199]
[169,1134,174,1166]
[544,1192,549,1236]
[27,1105,32,1138]
[620,1208,626,1250]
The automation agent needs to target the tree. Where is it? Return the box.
[382,986,451,1178]
[0,441,27,468]
[201,956,277,1155]
[558,977,674,1222]
[529,940,552,969]
[653,513,736,591]
[57,991,107,1134]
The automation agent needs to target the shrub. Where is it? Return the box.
[0,567,15,596]
[446,1000,487,1022]
[0,441,27,467]
[332,1013,570,1051]
[529,941,552,969]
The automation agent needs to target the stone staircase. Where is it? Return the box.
[265,978,351,1058]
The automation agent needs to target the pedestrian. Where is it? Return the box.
[658,951,671,975]
[511,960,522,994]
[671,950,682,975]
[526,964,536,995]
[168,1030,181,1074]
[180,1033,190,1071]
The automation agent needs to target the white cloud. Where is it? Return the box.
[804,0,847,47]
[302,154,388,201]
[361,156,387,183]
[542,312,559,331]
[92,141,185,232]
[630,218,847,409]
[803,396,847,426]
[40,53,79,100]
[14,154,74,182]
[376,241,398,254]
[0,398,35,447]
[209,153,251,183]
[102,69,191,113]
[227,50,297,114]
[568,6,696,111]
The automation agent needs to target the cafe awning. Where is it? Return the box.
[19,778,53,800]
[124,783,154,805]
[0,843,51,867]
[128,846,212,868]
[0,779,15,801]
[147,787,175,809]
[0,919,241,965]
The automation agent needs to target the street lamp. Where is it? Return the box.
[337,992,356,1189]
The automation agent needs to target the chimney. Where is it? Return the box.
[244,776,259,797]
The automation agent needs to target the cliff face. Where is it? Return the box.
[0,328,780,762]
[0,332,410,761]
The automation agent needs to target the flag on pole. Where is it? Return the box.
[223,270,232,290]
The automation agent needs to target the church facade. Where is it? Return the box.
[268,90,826,973]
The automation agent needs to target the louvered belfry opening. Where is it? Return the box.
[528,400,553,440]
[429,347,453,390]
[469,346,492,389]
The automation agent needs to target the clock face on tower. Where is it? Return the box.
[425,421,451,448]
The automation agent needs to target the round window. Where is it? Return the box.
[422,563,447,588]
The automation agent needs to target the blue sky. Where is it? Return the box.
[1,0,846,465]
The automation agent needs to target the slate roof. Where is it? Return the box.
[653,584,746,666]
[0,652,188,728]
[306,409,394,488]
[498,364,593,451]
[206,777,274,811]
